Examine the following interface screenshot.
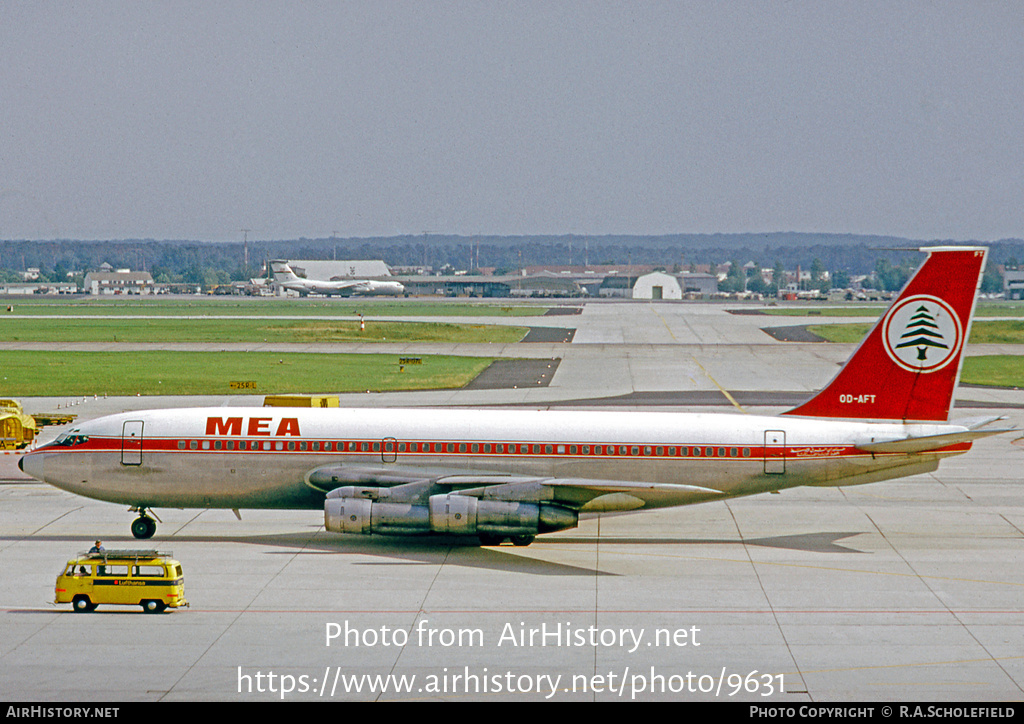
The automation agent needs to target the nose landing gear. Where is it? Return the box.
[129,507,160,539]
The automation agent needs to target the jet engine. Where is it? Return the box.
[323,491,577,545]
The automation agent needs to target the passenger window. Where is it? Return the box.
[133,565,164,577]
[99,565,129,577]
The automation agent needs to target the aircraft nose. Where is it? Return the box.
[18,451,43,480]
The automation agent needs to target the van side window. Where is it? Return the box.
[98,564,129,577]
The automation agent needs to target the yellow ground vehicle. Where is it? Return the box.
[0,398,75,449]
[55,550,188,613]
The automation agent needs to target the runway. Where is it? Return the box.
[1,300,1022,701]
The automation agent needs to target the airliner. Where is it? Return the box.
[19,247,1008,545]
[270,260,405,297]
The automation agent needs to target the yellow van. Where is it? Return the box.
[55,550,188,613]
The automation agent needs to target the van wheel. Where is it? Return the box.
[478,534,504,546]
[141,600,166,613]
[72,595,96,613]
[510,535,535,547]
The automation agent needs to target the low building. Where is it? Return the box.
[679,272,718,296]
[1004,270,1024,300]
[633,272,683,300]
[83,270,155,295]
[0,282,77,295]
[602,271,718,299]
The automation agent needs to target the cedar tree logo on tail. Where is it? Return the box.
[882,295,963,373]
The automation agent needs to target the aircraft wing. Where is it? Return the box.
[309,465,723,512]
[447,476,726,512]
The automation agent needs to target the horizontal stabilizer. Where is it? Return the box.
[855,428,1012,454]
[953,415,1008,430]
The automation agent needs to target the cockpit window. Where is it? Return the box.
[53,431,89,447]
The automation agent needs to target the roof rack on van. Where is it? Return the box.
[79,550,174,560]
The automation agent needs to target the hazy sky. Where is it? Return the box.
[2,2,1023,242]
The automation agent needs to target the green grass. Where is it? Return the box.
[799,322,1024,387]
[961,356,1024,388]
[1,297,549,317]
[0,351,494,396]
[756,302,1024,318]
[757,305,887,317]
[0,318,527,344]
[806,320,1024,344]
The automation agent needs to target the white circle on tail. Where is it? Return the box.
[881,294,963,373]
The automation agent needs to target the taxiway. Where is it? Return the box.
[1,301,1022,701]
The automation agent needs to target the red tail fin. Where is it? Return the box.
[783,246,987,422]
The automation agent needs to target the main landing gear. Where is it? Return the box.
[129,506,160,539]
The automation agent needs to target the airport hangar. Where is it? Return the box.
[1,299,1022,702]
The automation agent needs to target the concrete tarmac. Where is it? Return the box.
[1,300,1022,702]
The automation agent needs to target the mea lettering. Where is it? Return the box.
[206,416,301,437]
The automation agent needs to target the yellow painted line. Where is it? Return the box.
[690,354,747,414]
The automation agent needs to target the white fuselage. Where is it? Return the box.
[22,406,969,512]
[276,278,405,297]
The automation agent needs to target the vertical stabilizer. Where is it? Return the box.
[783,246,987,422]
[269,260,300,282]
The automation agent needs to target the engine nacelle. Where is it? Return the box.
[324,497,430,535]
[428,494,577,536]
[325,494,578,538]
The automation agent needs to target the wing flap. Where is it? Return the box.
[452,477,725,511]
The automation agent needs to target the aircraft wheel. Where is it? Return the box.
[141,599,166,614]
[131,516,156,539]
[478,534,504,546]
[510,535,535,547]
[73,595,96,613]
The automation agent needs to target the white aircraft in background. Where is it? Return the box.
[269,260,405,297]
[20,247,1009,545]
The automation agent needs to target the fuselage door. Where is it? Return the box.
[382,437,397,464]
[121,420,144,466]
[763,430,786,475]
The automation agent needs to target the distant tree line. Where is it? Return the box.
[1,234,1021,292]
